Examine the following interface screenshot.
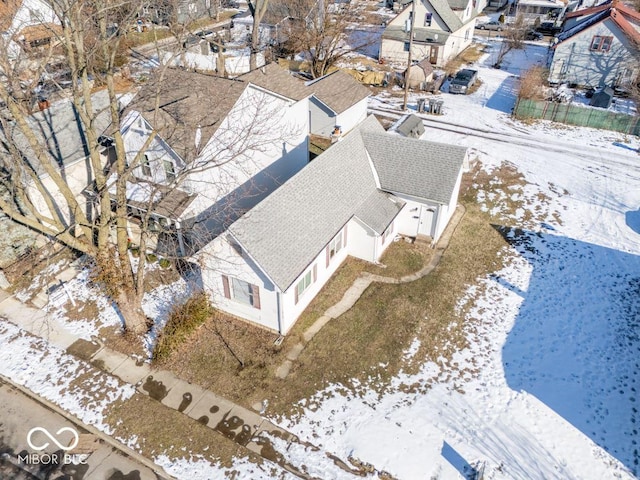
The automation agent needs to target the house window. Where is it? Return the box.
[163,160,176,182]
[326,226,347,267]
[424,13,432,27]
[590,35,612,52]
[465,28,470,41]
[295,266,316,303]
[296,270,312,298]
[141,154,152,177]
[222,275,261,309]
[404,42,410,52]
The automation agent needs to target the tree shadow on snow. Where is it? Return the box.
[485,76,518,113]
[494,225,640,475]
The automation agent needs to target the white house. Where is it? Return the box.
[306,70,371,138]
[198,115,468,334]
[379,0,477,66]
[118,65,312,254]
[0,90,113,230]
[0,0,60,59]
[549,1,640,87]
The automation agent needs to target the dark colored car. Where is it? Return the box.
[449,69,478,94]
[525,29,543,41]
[535,21,561,35]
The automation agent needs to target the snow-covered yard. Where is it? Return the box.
[266,42,640,479]
[0,36,638,479]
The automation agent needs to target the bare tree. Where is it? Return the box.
[0,0,302,335]
[493,15,528,69]
[283,0,379,78]
[248,0,270,70]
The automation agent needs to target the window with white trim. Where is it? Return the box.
[590,35,612,52]
[296,270,313,299]
[222,275,261,309]
[424,13,432,27]
[329,231,343,261]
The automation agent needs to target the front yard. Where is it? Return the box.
[151,163,530,416]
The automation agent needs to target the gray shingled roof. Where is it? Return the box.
[307,70,371,114]
[0,89,112,176]
[382,25,451,44]
[229,116,465,292]
[355,190,404,235]
[363,132,466,204]
[230,117,384,291]
[394,114,425,139]
[239,63,310,101]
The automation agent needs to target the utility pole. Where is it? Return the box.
[402,0,417,111]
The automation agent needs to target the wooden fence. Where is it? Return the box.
[513,98,640,136]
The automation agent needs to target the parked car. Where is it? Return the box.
[477,20,504,31]
[449,69,478,94]
[535,21,561,35]
[524,29,543,41]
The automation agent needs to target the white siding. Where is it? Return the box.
[279,225,351,333]
[200,234,281,331]
[347,217,379,262]
[183,87,309,220]
[336,98,369,135]
[379,0,474,66]
[549,19,639,86]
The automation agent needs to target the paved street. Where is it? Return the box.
[0,378,165,480]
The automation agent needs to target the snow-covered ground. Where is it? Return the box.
[267,42,640,479]
[1,36,638,479]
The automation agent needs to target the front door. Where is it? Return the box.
[429,46,439,64]
[418,206,435,237]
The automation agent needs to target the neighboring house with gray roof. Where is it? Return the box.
[0,89,113,226]
[548,1,640,87]
[380,0,478,66]
[196,115,467,334]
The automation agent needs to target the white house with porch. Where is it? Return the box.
[197,116,468,334]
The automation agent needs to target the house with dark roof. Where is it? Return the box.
[197,115,467,334]
[118,65,312,253]
[0,90,114,228]
[0,0,59,59]
[379,0,478,66]
[548,0,640,87]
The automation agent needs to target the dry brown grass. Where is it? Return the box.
[444,43,486,75]
[106,393,253,468]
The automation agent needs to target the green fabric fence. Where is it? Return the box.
[514,98,640,136]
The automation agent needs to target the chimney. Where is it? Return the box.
[37,98,50,111]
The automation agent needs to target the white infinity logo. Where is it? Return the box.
[27,427,79,451]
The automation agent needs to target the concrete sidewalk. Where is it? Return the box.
[0,284,368,479]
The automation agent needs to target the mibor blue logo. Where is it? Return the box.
[26,427,79,451]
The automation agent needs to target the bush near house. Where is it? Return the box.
[153,291,213,362]
[518,66,548,100]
